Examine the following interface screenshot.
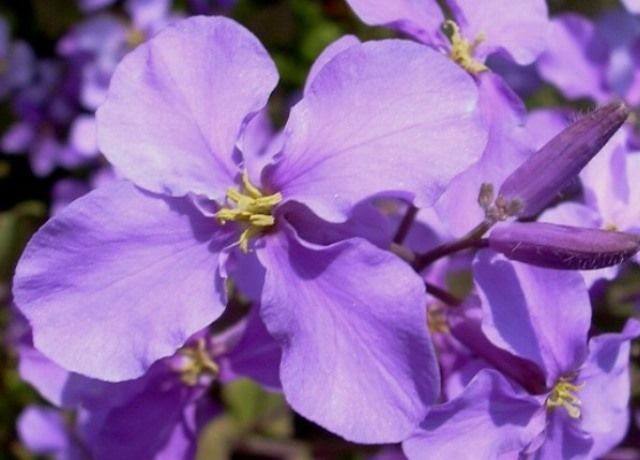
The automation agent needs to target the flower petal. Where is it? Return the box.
[403,369,545,460]
[447,0,549,65]
[578,319,640,456]
[537,14,610,102]
[267,40,487,222]
[97,16,279,200]
[256,228,438,443]
[473,251,591,385]
[13,181,232,381]
[344,0,445,45]
[81,370,211,460]
[534,411,594,460]
[304,35,361,95]
[435,72,532,236]
[222,307,282,391]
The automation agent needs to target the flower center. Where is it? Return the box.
[126,27,146,48]
[444,20,488,74]
[0,58,7,75]
[545,377,584,419]
[216,171,282,253]
[177,338,219,386]
[427,303,450,334]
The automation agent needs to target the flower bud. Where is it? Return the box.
[488,222,640,270]
[497,102,630,219]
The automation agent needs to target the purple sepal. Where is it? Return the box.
[489,221,640,270]
[497,102,629,218]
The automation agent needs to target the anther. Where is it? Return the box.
[216,171,281,252]
[445,20,488,74]
[545,377,584,419]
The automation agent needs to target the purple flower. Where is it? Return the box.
[537,11,640,108]
[1,59,89,176]
[13,17,488,442]
[18,309,281,459]
[345,0,549,72]
[537,14,612,102]
[404,253,640,458]
[59,1,175,111]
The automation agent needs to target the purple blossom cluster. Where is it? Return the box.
[3,0,640,459]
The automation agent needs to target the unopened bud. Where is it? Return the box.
[497,102,630,219]
[489,222,640,270]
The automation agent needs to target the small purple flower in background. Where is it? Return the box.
[59,0,175,111]
[17,308,281,459]
[13,16,489,442]
[537,10,640,111]
[1,59,88,176]
[404,252,640,459]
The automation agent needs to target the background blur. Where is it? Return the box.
[0,0,638,459]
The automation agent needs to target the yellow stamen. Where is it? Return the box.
[178,338,219,386]
[545,377,584,419]
[427,304,450,334]
[604,222,619,232]
[444,20,488,74]
[216,171,281,253]
[126,28,146,48]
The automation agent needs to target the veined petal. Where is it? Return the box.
[473,251,591,385]
[97,16,279,200]
[403,369,545,460]
[267,40,487,222]
[256,227,438,443]
[13,181,233,381]
[303,35,361,95]
[344,0,445,45]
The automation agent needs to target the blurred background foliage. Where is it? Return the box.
[0,0,639,459]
